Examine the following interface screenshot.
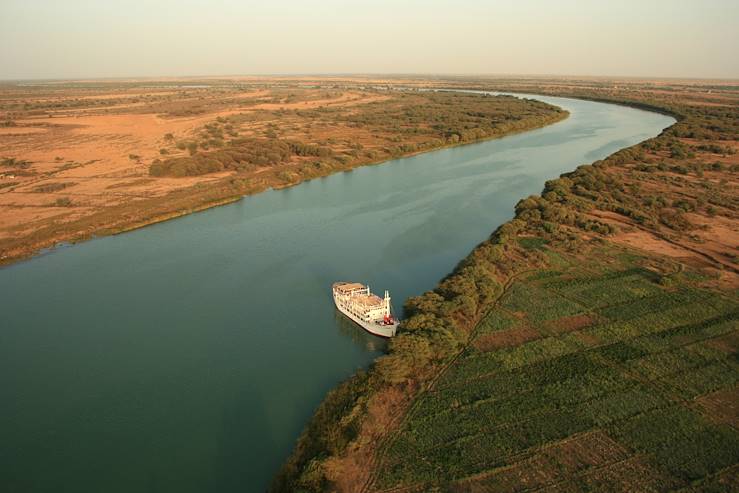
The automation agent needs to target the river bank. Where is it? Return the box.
[272,80,738,492]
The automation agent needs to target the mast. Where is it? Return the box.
[384,290,391,317]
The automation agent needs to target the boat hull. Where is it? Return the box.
[333,296,398,338]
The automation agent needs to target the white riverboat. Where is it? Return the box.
[332,282,399,338]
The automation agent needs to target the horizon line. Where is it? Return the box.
[2,72,739,84]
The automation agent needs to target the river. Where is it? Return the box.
[0,94,674,492]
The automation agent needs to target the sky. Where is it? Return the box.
[1,0,737,80]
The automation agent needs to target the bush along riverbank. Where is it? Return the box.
[271,82,739,492]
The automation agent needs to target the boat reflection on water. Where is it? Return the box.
[334,310,388,353]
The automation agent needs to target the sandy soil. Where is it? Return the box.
[610,228,693,258]
[0,85,390,252]
[0,127,48,135]
[589,209,738,288]
[684,213,739,261]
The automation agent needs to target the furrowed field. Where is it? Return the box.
[376,243,739,492]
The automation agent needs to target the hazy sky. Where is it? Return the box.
[1,0,737,80]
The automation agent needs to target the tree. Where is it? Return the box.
[374,355,411,384]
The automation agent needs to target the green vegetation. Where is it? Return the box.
[376,253,738,489]
[271,371,373,492]
[272,81,739,492]
[149,138,333,177]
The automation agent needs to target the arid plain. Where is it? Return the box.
[0,77,568,264]
[0,81,390,259]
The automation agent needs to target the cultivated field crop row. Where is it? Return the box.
[377,249,739,490]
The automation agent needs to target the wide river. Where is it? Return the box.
[0,94,673,492]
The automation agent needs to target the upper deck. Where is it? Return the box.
[352,294,384,308]
[334,282,366,293]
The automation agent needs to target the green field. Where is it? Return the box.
[375,245,739,491]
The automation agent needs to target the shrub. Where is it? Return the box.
[54,197,72,207]
[1,157,31,169]
[32,182,74,193]
[150,138,296,176]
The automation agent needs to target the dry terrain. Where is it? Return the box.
[0,83,384,256]
[0,79,565,264]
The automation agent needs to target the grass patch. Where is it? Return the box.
[612,406,739,482]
